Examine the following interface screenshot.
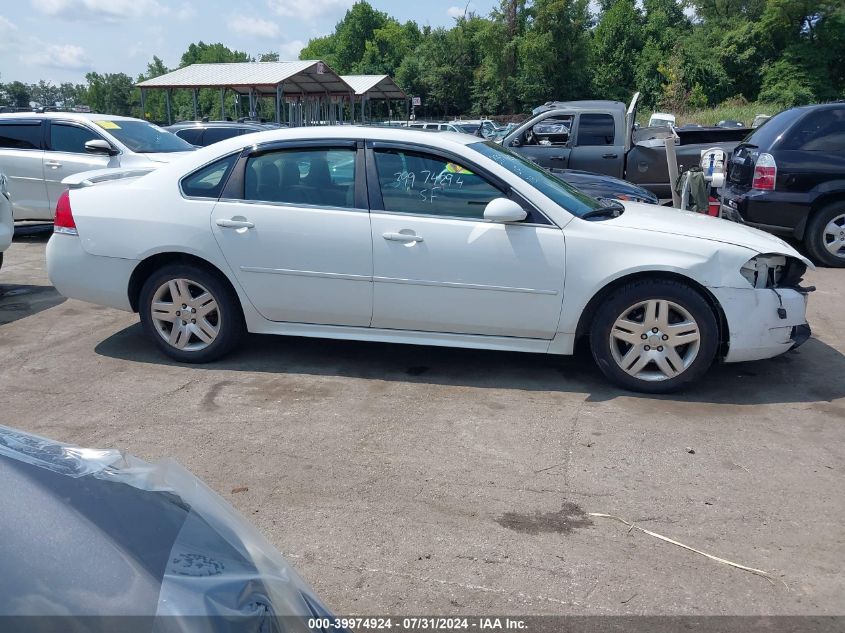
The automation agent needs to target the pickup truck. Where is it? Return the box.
[502,93,747,199]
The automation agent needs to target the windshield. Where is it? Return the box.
[456,123,481,134]
[471,141,603,217]
[94,120,194,153]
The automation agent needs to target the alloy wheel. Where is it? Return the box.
[150,278,220,352]
[609,299,701,382]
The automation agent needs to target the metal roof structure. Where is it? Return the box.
[340,75,407,100]
[136,61,350,96]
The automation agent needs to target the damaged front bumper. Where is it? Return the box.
[710,286,811,363]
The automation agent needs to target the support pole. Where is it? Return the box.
[275,85,282,125]
[665,129,681,208]
[220,88,225,120]
[192,88,198,120]
[165,89,172,125]
[139,89,146,120]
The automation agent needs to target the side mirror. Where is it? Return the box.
[84,139,118,156]
[484,197,527,223]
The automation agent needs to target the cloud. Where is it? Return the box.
[30,0,173,22]
[278,40,305,60]
[30,44,92,70]
[447,3,476,19]
[267,0,352,21]
[0,16,21,51]
[230,16,280,38]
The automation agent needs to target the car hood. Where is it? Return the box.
[141,151,194,164]
[610,201,813,265]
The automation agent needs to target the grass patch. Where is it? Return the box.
[640,103,784,127]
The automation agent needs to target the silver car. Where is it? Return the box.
[0,113,194,221]
[0,173,11,270]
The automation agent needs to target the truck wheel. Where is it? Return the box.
[589,279,719,393]
[804,202,845,268]
[139,264,244,363]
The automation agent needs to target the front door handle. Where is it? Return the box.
[45,161,62,169]
[383,232,423,243]
[216,218,255,229]
[602,153,618,159]
[550,155,566,161]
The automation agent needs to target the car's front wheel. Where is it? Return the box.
[804,202,845,268]
[589,279,719,393]
[139,264,244,363]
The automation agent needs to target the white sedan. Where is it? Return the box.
[46,127,813,393]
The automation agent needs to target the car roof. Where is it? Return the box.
[0,112,143,123]
[167,121,270,129]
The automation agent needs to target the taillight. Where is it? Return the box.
[751,153,777,190]
[54,190,78,235]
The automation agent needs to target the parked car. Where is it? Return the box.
[451,119,499,138]
[0,424,339,628]
[721,102,845,267]
[167,120,281,147]
[0,173,11,270]
[405,121,463,133]
[717,119,747,128]
[648,112,676,128]
[752,114,772,129]
[47,127,813,393]
[503,93,746,198]
[549,168,658,205]
[0,112,194,221]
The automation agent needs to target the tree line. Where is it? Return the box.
[1,0,842,122]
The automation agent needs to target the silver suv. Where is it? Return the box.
[0,113,194,221]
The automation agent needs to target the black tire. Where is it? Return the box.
[589,279,719,393]
[138,263,244,363]
[803,201,845,268]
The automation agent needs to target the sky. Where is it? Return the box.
[0,0,501,85]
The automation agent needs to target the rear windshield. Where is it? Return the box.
[470,141,602,217]
[94,120,194,153]
[738,108,803,150]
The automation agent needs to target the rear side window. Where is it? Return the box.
[204,127,240,145]
[577,114,615,146]
[50,123,101,153]
[175,128,204,145]
[0,122,42,150]
[181,154,238,198]
[244,147,356,208]
[782,109,845,152]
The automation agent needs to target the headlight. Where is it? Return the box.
[740,254,806,289]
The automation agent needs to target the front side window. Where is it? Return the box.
[50,123,101,153]
[577,113,615,146]
[0,122,42,150]
[527,115,573,146]
[244,147,356,208]
[471,141,603,217]
[374,148,501,219]
[181,154,238,198]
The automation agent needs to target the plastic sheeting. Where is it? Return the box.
[0,425,335,632]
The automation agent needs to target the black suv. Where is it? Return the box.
[721,103,845,267]
[165,120,281,147]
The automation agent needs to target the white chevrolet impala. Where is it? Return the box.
[46,127,813,393]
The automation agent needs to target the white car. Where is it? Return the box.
[0,172,11,270]
[0,112,194,221]
[46,127,813,392]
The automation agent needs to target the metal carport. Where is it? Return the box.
[136,60,358,126]
[340,75,408,123]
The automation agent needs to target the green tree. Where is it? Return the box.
[591,0,643,102]
[84,72,135,115]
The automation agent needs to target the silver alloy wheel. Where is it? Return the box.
[609,299,701,382]
[823,213,845,259]
[150,278,220,352]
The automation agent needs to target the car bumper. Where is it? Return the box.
[46,234,136,311]
[711,285,810,363]
[719,186,810,237]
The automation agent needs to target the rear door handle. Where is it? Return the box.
[550,155,566,161]
[216,218,255,229]
[383,232,423,243]
[602,153,618,159]
[45,161,62,169]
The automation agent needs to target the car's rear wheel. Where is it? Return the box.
[804,202,845,268]
[589,279,719,393]
[139,264,243,363]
